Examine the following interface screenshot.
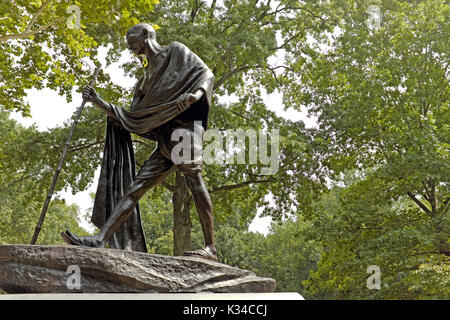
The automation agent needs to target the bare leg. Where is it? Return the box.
[184,172,217,260]
[98,166,175,243]
[62,149,175,248]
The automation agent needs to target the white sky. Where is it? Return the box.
[10,45,315,236]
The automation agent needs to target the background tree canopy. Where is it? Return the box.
[0,0,448,299]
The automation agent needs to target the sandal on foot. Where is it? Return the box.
[184,248,219,262]
[61,229,104,248]
[61,229,84,246]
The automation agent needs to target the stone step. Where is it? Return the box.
[0,244,276,293]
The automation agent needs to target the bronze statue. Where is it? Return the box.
[61,23,218,261]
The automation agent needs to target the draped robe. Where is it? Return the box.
[91,42,215,252]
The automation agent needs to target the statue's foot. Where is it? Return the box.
[184,245,218,262]
[61,229,105,248]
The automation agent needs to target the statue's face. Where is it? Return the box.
[126,33,145,55]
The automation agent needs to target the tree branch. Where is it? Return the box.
[228,109,250,120]
[214,65,252,89]
[440,196,450,214]
[209,0,217,19]
[0,17,65,42]
[7,171,41,188]
[220,19,237,34]
[409,251,449,257]
[210,178,273,193]
[427,178,437,213]
[272,30,305,50]
[68,140,104,152]
[289,6,329,24]
[132,139,154,149]
[162,182,175,192]
[25,0,54,33]
[253,0,273,22]
[190,0,200,22]
[407,191,432,215]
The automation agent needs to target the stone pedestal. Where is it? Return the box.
[0,245,276,294]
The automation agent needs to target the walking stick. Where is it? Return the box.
[30,64,101,245]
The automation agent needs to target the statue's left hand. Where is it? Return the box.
[175,90,203,112]
[175,93,193,112]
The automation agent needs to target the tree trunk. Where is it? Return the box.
[172,172,192,256]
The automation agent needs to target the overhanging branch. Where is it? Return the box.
[210,178,273,194]
[214,65,252,89]
[407,191,432,215]
[68,140,104,152]
[162,182,175,192]
[0,17,65,42]
[25,0,54,33]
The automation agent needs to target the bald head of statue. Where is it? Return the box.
[126,23,162,58]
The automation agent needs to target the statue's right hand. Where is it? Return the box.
[82,85,99,103]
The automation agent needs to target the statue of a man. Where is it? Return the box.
[61,23,217,261]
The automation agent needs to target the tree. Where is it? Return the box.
[259,217,320,297]
[298,0,449,225]
[296,0,449,299]
[190,212,267,270]
[305,179,449,299]
[0,111,89,244]
[0,0,159,115]
[138,184,175,254]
